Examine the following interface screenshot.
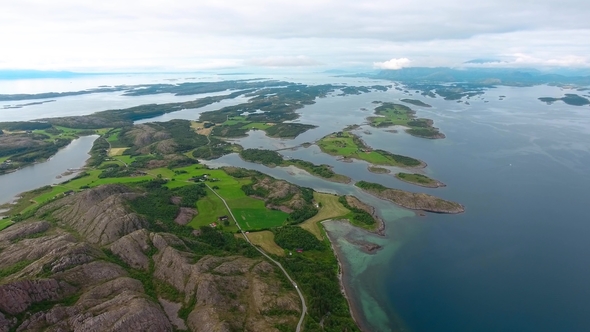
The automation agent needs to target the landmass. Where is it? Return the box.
[0,77,467,331]
[368,166,391,174]
[1,100,56,109]
[400,98,432,107]
[395,172,446,188]
[538,94,590,106]
[368,102,445,139]
[317,130,425,168]
[239,148,351,183]
[355,181,464,214]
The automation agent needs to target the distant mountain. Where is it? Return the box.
[368,67,590,86]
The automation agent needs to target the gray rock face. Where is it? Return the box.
[0,184,300,332]
[39,184,147,245]
[0,279,70,315]
[110,229,151,270]
[0,221,50,244]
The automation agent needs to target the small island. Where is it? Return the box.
[368,102,445,139]
[368,166,391,174]
[239,148,351,183]
[355,180,464,214]
[539,94,590,106]
[317,131,425,168]
[400,98,432,107]
[395,172,445,188]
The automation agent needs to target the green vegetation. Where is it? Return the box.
[240,148,351,183]
[299,193,350,240]
[368,166,391,174]
[263,123,317,138]
[396,172,444,188]
[273,226,325,251]
[246,231,285,256]
[338,196,377,227]
[317,131,423,167]
[0,219,13,231]
[280,243,359,331]
[400,98,432,107]
[368,102,445,139]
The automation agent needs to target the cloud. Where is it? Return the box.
[244,56,322,67]
[1,1,590,71]
[373,58,411,70]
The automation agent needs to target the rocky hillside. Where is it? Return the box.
[0,185,300,332]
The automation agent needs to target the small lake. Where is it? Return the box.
[0,135,98,205]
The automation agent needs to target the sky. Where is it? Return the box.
[2,0,590,72]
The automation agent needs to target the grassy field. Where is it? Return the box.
[3,159,288,234]
[190,186,237,231]
[241,122,272,130]
[368,103,413,127]
[0,219,13,231]
[318,131,420,167]
[108,148,127,156]
[247,231,285,256]
[300,192,350,240]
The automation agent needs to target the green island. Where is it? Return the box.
[239,148,351,183]
[538,94,590,106]
[400,98,432,107]
[368,102,445,139]
[368,166,391,174]
[395,172,446,188]
[355,181,464,214]
[317,130,425,167]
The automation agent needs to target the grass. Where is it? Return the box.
[3,161,288,234]
[223,116,248,125]
[190,121,213,136]
[0,219,13,231]
[299,193,350,240]
[318,131,420,167]
[247,231,285,256]
[108,148,128,156]
[241,122,272,130]
[190,186,234,230]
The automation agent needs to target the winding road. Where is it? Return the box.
[205,183,307,332]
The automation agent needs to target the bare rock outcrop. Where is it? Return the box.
[39,185,146,245]
[0,279,74,315]
[0,184,301,332]
[110,229,152,270]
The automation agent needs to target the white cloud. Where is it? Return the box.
[1,1,590,71]
[373,58,411,70]
[245,56,322,67]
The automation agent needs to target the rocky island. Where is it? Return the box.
[355,181,464,214]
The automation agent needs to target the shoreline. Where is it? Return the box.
[322,219,372,332]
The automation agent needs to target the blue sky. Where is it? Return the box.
[2,0,590,71]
